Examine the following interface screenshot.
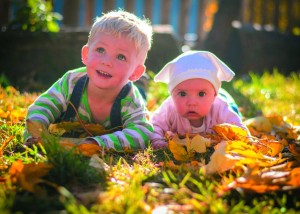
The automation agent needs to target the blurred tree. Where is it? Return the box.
[7,0,62,32]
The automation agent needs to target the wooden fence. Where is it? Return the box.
[1,0,299,42]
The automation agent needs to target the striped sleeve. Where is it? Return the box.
[91,84,154,152]
[24,68,87,141]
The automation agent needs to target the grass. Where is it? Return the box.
[0,70,300,213]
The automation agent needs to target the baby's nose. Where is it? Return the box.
[187,97,198,106]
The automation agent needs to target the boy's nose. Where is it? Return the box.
[101,55,113,67]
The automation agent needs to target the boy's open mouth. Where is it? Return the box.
[96,70,112,78]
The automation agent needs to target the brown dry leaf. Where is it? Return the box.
[287,167,300,187]
[9,160,52,193]
[0,135,14,157]
[59,137,84,146]
[26,119,48,139]
[288,143,300,162]
[59,138,102,157]
[213,123,249,141]
[233,182,281,193]
[228,163,294,193]
[273,123,299,140]
[49,121,109,137]
[77,144,102,157]
[258,138,285,157]
[267,115,285,126]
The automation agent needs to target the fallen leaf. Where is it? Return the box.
[213,123,249,141]
[244,116,272,132]
[202,141,240,174]
[26,119,48,139]
[288,143,300,162]
[49,121,110,137]
[186,135,210,153]
[77,143,102,157]
[168,136,189,162]
[9,160,52,193]
[287,167,300,187]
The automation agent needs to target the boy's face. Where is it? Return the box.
[171,78,216,127]
[81,32,145,91]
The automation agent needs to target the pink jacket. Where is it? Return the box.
[150,96,249,147]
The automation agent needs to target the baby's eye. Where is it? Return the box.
[117,54,126,61]
[178,91,186,97]
[96,47,105,53]
[198,92,206,97]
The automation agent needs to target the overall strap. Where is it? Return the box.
[110,82,132,130]
[61,74,88,121]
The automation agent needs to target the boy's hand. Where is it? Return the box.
[24,137,41,147]
[80,139,99,145]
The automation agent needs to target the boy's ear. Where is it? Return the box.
[81,45,89,65]
[129,65,146,81]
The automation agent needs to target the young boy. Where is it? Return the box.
[24,10,154,152]
[150,51,250,149]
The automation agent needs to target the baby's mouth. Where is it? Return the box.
[96,70,112,78]
[186,111,198,116]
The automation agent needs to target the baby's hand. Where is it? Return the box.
[165,131,175,138]
[151,139,168,150]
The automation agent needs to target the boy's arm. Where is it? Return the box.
[24,70,83,142]
[88,86,154,152]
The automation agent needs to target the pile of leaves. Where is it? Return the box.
[165,119,300,193]
[1,70,300,213]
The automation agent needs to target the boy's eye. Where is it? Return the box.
[178,91,186,97]
[96,47,105,53]
[198,92,206,97]
[117,54,126,61]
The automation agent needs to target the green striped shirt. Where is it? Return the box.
[24,67,153,152]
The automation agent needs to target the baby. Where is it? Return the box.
[150,51,249,149]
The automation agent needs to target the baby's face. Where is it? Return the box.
[171,78,216,127]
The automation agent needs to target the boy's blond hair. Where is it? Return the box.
[88,10,153,61]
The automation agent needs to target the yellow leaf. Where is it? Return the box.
[203,141,240,174]
[189,134,210,153]
[168,136,189,162]
[213,123,249,141]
